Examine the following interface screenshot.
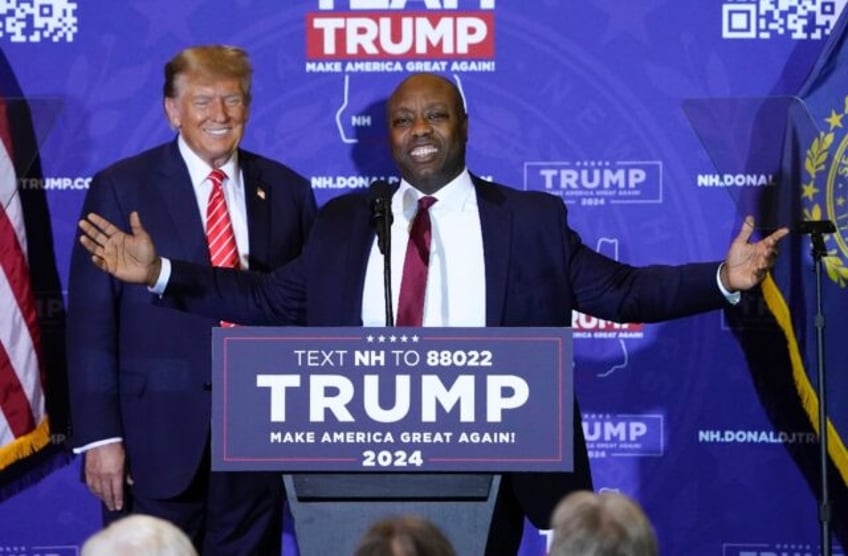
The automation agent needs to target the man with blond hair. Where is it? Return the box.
[67,45,316,554]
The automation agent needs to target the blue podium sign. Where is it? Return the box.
[211,327,573,472]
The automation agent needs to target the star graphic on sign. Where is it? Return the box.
[590,0,664,44]
[389,335,397,342]
[366,335,375,343]
[378,335,386,343]
[400,334,409,343]
[131,0,203,45]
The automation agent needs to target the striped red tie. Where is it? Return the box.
[206,169,239,327]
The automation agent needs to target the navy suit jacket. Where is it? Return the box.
[67,139,317,498]
[167,175,727,526]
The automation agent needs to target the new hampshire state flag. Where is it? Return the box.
[740,6,848,541]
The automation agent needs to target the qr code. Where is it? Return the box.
[0,0,78,43]
[723,0,847,39]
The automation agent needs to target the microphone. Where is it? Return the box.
[797,220,835,235]
[369,180,394,255]
[798,219,835,259]
[368,180,395,326]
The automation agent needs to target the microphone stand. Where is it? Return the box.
[373,196,394,327]
[800,219,835,555]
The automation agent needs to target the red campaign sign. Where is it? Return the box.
[306,11,495,59]
[211,327,573,472]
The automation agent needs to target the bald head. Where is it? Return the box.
[386,73,468,195]
[389,73,466,118]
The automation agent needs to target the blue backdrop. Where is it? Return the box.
[0,1,846,554]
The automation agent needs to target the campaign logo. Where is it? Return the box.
[582,413,663,459]
[722,542,843,556]
[306,0,496,74]
[523,160,663,206]
[572,311,644,341]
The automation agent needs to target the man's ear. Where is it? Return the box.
[164,97,180,130]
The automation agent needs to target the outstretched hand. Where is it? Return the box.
[721,216,790,292]
[79,211,161,286]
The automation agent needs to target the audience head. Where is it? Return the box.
[354,514,457,556]
[386,72,468,195]
[549,490,658,556]
[163,45,252,168]
[81,514,198,556]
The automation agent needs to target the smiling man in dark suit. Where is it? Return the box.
[77,72,787,555]
[67,45,316,554]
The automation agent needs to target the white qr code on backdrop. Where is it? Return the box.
[0,0,78,42]
[723,0,847,39]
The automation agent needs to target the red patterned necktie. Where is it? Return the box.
[396,196,437,326]
[205,168,238,327]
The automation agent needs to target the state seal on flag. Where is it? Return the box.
[802,97,848,287]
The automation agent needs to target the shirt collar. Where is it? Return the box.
[396,168,475,219]
[177,134,240,188]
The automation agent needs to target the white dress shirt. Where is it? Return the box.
[177,136,250,269]
[361,169,487,327]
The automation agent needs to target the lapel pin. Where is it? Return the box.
[257,187,266,200]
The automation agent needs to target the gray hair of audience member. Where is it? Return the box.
[353,514,457,556]
[81,514,198,556]
[549,490,658,556]
[163,45,253,105]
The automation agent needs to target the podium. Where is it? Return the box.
[284,473,499,554]
[212,327,573,555]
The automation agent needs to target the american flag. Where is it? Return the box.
[0,94,50,472]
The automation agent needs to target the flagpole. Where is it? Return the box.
[801,219,835,556]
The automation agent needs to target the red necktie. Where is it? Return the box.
[396,196,437,326]
[205,169,239,327]
[206,169,239,269]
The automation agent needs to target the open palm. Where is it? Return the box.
[79,211,160,285]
